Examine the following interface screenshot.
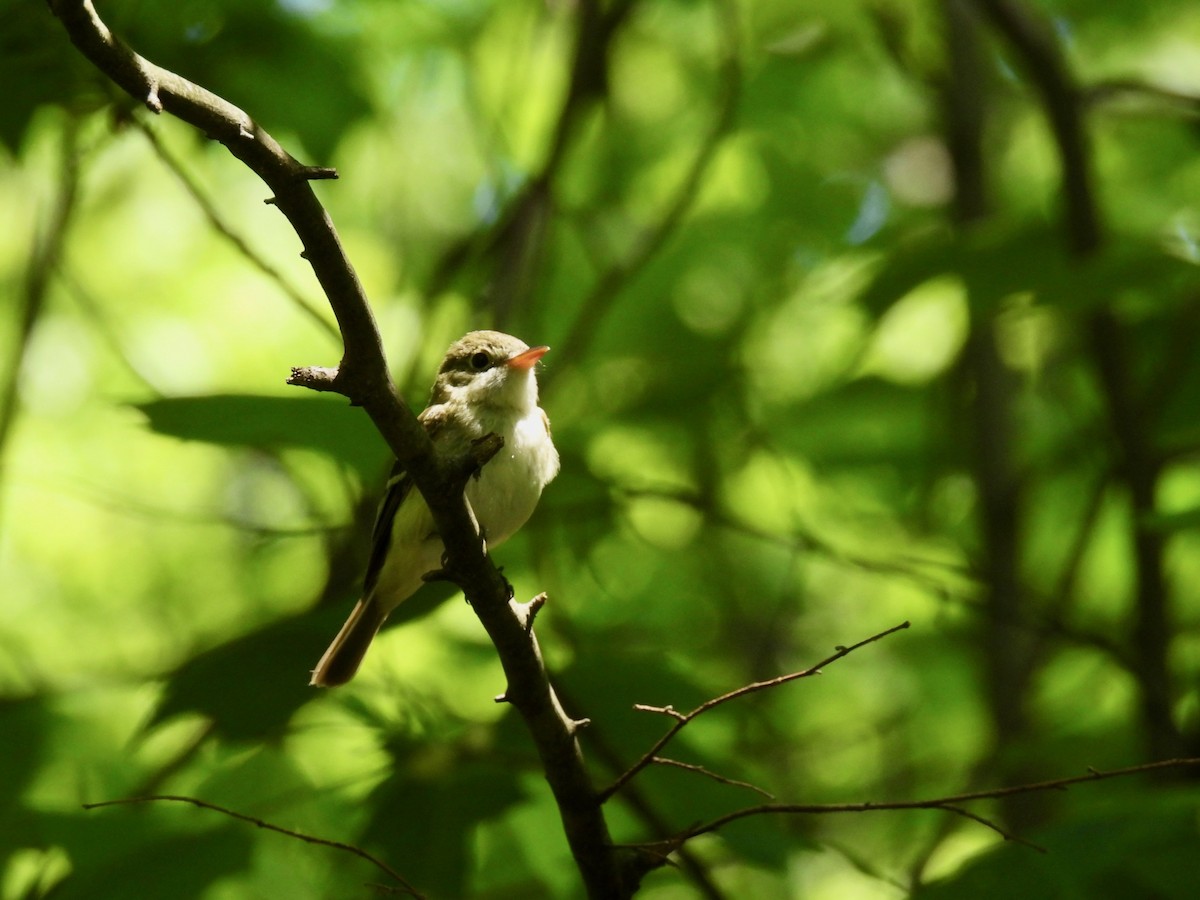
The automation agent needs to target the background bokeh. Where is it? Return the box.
[3,0,1200,897]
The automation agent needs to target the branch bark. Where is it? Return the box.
[49,2,625,895]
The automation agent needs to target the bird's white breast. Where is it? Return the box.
[466,406,559,548]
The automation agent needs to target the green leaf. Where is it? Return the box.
[151,610,339,740]
[136,394,390,479]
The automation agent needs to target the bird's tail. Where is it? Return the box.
[310,597,387,687]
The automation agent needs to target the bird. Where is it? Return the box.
[310,330,560,686]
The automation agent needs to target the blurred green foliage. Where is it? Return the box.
[3,0,1200,897]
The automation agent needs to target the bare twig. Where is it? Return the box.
[82,794,424,898]
[599,622,911,802]
[641,758,1200,854]
[560,686,731,900]
[650,757,775,799]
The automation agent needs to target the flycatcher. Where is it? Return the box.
[310,330,560,687]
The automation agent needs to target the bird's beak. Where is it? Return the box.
[506,345,549,370]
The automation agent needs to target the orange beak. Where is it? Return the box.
[506,345,549,370]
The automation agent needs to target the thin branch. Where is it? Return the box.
[561,685,731,900]
[937,805,1045,852]
[599,621,911,802]
[645,758,1200,853]
[82,795,424,898]
[650,757,775,800]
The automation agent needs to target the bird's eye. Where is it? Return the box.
[470,351,490,371]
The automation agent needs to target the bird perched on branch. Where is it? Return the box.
[310,330,560,686]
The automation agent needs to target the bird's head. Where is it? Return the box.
[430,330,549,411]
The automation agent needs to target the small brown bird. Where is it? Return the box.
[310,331,560,687]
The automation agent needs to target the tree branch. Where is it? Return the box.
[49,3,624,895]
[649,757,775,800]
[83,795,424,898]
[643,757,1200,854]
[599,622,911,802]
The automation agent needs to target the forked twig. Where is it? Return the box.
[599,621,911,802]
[649,758,1200,856]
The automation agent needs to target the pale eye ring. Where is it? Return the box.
[470,351,490,371]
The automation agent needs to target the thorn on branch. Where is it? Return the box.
[602,622,912,803]
[145,83,162,113]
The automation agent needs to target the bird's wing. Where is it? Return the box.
[360,406,449,598]
[361,460,412,598]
